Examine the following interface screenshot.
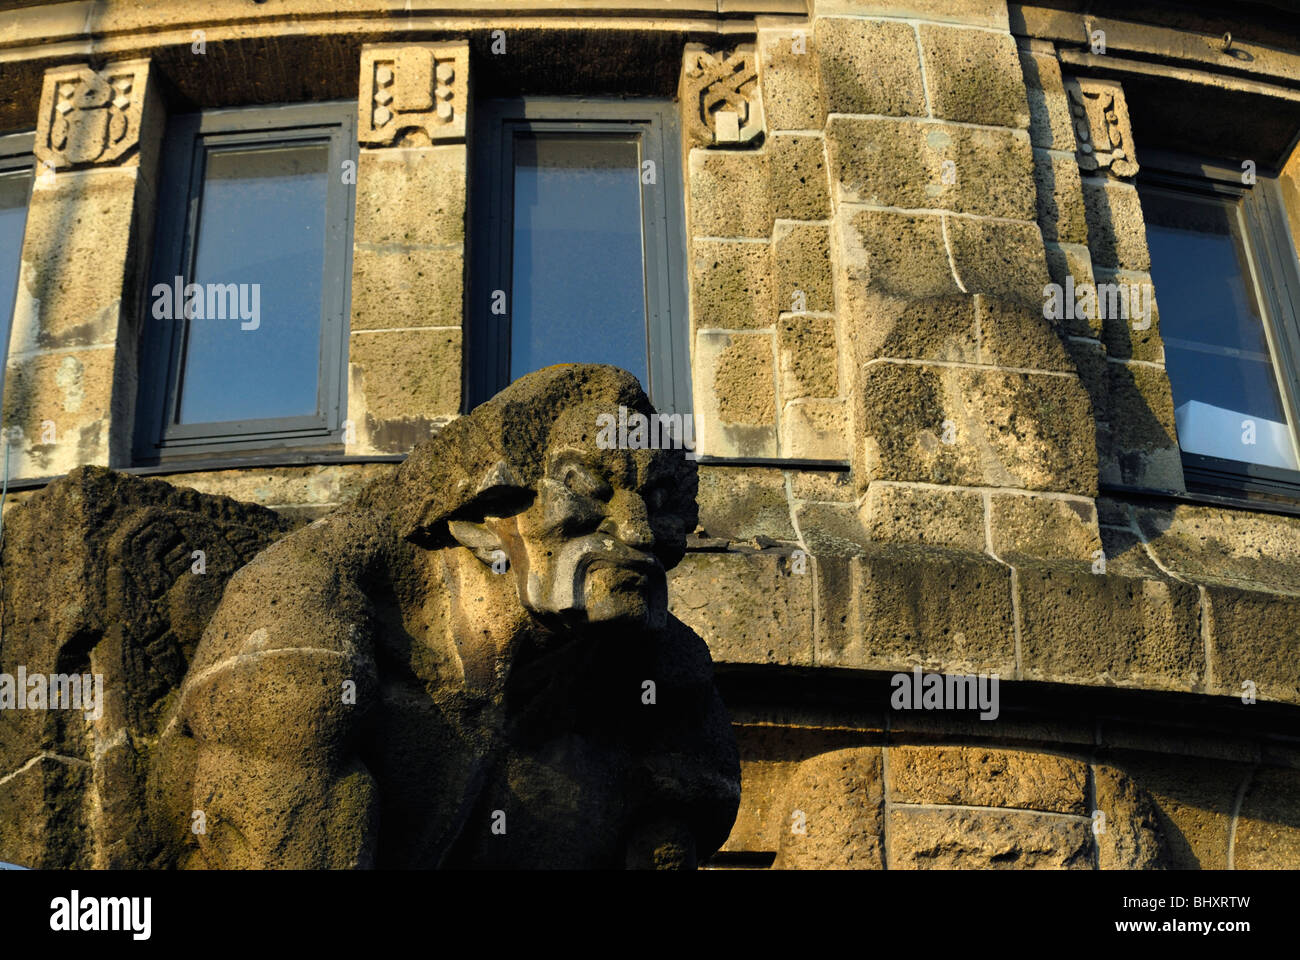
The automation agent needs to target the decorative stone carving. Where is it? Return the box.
[681,44,765,148]
[0,366,740,870]
[1065,77,1139,178]
[358,42,468,146]
[34,60,153,170]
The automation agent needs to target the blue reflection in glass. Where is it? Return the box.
[509,135,648,390]
[0,170,31,375]
[178,143,328,425]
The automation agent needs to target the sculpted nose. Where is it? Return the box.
[603,493,655,550]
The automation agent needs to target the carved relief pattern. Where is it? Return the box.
[682,44,765,148]
[1065,77,1139,178]
[35,62,151,170]
[359,43,467,146]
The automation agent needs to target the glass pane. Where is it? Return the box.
[509,134,648,389]
[177,142,329,425]
[0,170,31,369]
[1141,186,1300,471]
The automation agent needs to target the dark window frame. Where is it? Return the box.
[468,97,691,415]
[134,101,356,465]
[1138,148,1300,499]
[0,132,35,410]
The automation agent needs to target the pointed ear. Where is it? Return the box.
[446,519,507,566]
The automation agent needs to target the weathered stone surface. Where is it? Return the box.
[1043,240,1101,338]
[1232,767,1300,869]
[816,18,924,118]
[888,807,1093,869]
[989,493,1099,560]
[790,469,855,503]
[817,0,1008,29]
[918,25,1031,129]
[353,146,466,246]
[976,295,1075,371]
[778,313,838,399]
[1093,763,1168,869]
[680,44,765,148]
[689,148,773,238]
[0,466,294,868]
[772,748,885,869]
[781,398,848,461]
[670,551,812,666]
[350,244,463,330]
[815,544,1016,675]
[845,292,977,365]
[358,43,468,146]
[1106,360,1184,491]
[1094,266,1161,362]
[794,500,870,558]
[758,29,824,131]
[769,134,830,220]
[1083,178,1151,271]
[1203,586,1300,704]
[347,328,461,454]
[774,222,833,314]
[1019,50,1076,152]
[887,745,1089,814]
[827,116,1036,221]
[694,467,796,542]
[694,331,778,458]
[946,215,1052,308]
[1033,147,1088,244]
[857,361,1098,495]
[1133,503,1300,595]
[2,347,117,478]
[692,239,776,330]
[862,482,986,552]
[839,208,959,299]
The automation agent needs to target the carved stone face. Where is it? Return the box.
[474,404,693,633]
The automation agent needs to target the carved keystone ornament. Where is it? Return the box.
[1064,76,1139,179]
[681,44,765,148]
[359,42,468,146]
[35,60,153,170]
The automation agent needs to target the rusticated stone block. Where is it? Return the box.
[1232,767,1300,869]
[1019,50,1076,152]
[1016,557,1202,689]
[757,29,824,131]
[919,25,1031,129]
[346,328,460,454]
[693,331,777,458]
[1033,147,1088,244]
[689,148,773,238]
[990,492,1099,561]
[1093,763,1168,869]
[692,239,776,330]
[772,748,885,869]
[778,313,837,399]
[946,216,1052,309]
[1132,503,1300,594]
[781,398,848,461]
[774,222,833,314]
[1106,360,1184,491]
[857,361,1098,495]
[1094,266,1162,362]
[827,116,1036,221]
[790,469,855,503]
[1043,241,1101,338]
[2,347,116,477]
[353,146,465,246]
[976,295,1075,371]
[793,500,870,558]
[814,543,1016,675]
[817,0,1008,29]
[844,292,977,366]
[769,134,830,220]
[861,482,986,552]
[816,18,924,118]
[887,745,1089,815]
[694,467,796,542]
[350,245,463,330]
[888,807,1093,869]
[1203,586,1300,704]
[669,551,813,665]
[1083,178,1150,271]
[839,208,959,299]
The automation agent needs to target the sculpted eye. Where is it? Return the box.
[561,463,612,501]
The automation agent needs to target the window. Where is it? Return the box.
[135,103,355,463]
[1139,152,1300,497]
[469,98,691,414]
[0,133,34,401]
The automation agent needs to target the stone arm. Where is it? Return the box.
[175,517,383,869]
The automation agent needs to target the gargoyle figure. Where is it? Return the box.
[149,364,740,869]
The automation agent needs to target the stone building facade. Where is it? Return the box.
[1,0,1299,868]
